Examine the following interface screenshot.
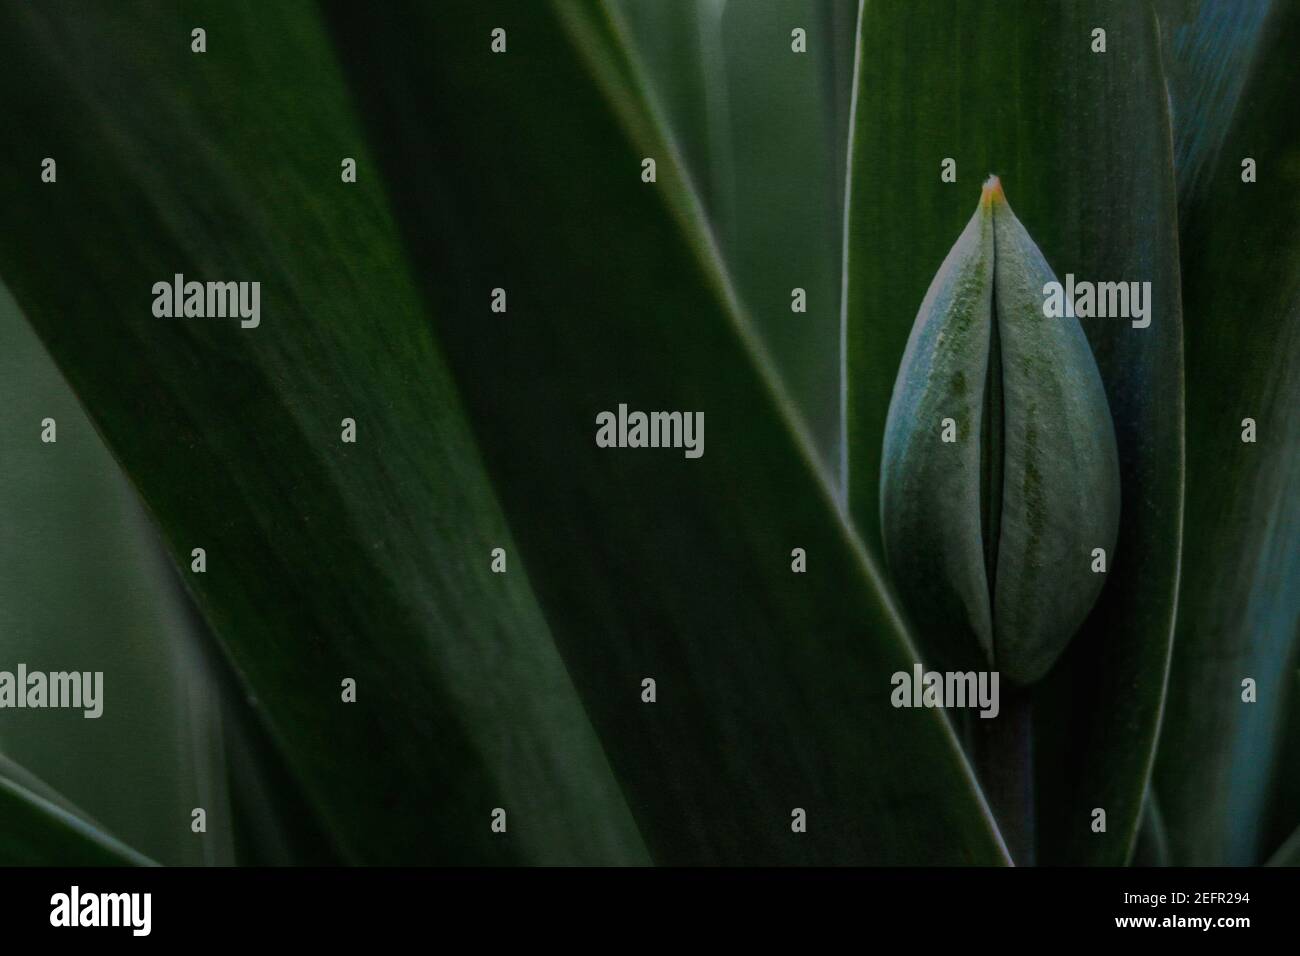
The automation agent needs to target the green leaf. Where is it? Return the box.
[1266,824,1300,867]
[1262,672,1300,860]
[844,0,1184,864]
[1153,2,1300,865]
[0,0,645,865]
[1,280,333,864]
[320,0,1008,863]
[219,676,345,865]
[616,0,857,470]
[0,0,1008,865]
[0,757,154,865]
[1155,0,1273,210]
[611,0,725,209]
[0,282,238,865]
[1132,789,1171,866]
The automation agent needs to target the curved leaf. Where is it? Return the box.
[321,0,1009,863]
[616,0,856,470]
[1266,824,1300,867]
[1262,672,1300,862]
[0,0,645,865]
[1,281,245,865]
[1132,789,1171,866]
[1155,0,1273,210]
[0,758,154,865]
[1153,2,1300,865]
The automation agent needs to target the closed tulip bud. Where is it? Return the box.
[880,176,1120,685]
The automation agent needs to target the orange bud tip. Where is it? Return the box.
[981,174,1005,207]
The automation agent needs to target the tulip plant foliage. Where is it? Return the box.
[0,0,1294,869]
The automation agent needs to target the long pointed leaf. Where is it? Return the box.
[1,281,249,865]
[0,759,154,866]
[1153,2,1300,865]
[322,0,1008,864]
[1266,824,1300,867]
[1155,0,1273,211]
[618,0,856,469]
[0,0,645,865]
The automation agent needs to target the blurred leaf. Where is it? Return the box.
[1,280,344,864]
[321,0,1008,863]
[1263,671,1300,860]
[167,575,344,866]
[1132,789,1170,866]
[0,757,153,865]
[611,0,726,209]
[1153,2,1300,865]
[617,0,856,470]
[1154,0,1273,210]
[0,0,645,865]
[844,0,1184,864]
[0,282,237,865]
[1266,824,1300,866]
[219,668,345,865]
[0,753,99,820]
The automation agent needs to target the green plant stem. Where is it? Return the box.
[974,685,1035,865]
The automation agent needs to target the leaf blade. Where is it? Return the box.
[0,0,646,865]
[0,759,154,866]
[1153,2,1300,865]
[0,282,241,865]
[615,0,857,469]
[321,0,1010,864]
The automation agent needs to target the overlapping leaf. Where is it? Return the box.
[617,0,857,470]
[0,0,1011,865]
[0,0,645,865]
[0,282,246,865]
[317,0,1008,864]
[0,756,153,865]
[1153,0,1300,865]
